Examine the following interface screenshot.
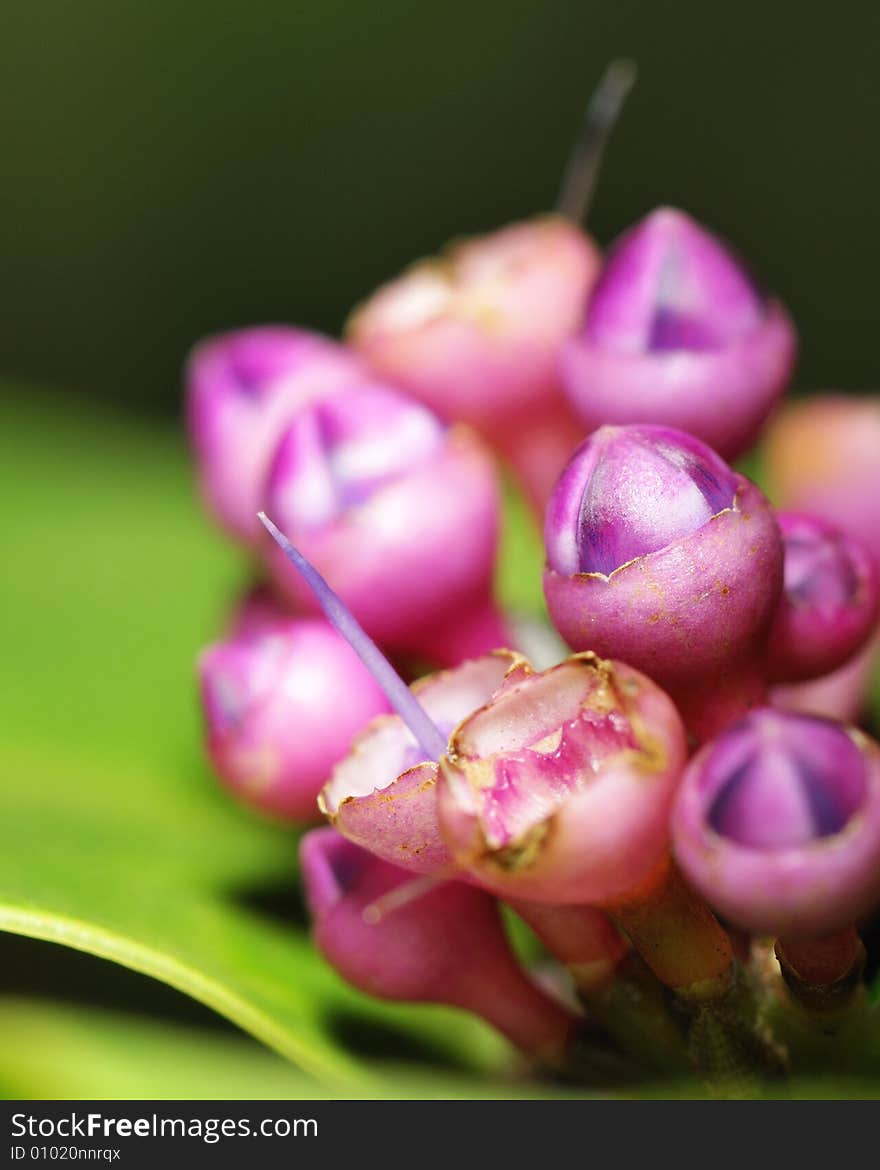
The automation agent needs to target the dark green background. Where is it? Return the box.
[2,0,878,412]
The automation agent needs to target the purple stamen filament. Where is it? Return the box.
[258,512,448,762]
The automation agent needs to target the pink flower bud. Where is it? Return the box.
[436,653,687,905]
[300,827,576,1063]
[763,394,880,571]
[672,708,880,935]
[261,383,507,661]
[197,611,390,820]
[764,512,879,683]
[319,651,530,873]
[562,208,797,459]
[347,218,598,511]
[543,424,783,738]
[186,325,363,543]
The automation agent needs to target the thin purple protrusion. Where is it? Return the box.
[258,511,449,762]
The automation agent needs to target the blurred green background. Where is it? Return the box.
[2,0,879,1101]
[2,0,879,412]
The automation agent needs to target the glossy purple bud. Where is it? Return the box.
[197,611,390,820]
[262,383,507,661]
[672,708,880,935]
[764,512,879,683]
[300,828,576,1064]
[562,208,797,459]
[545,423,737,578]
[186,325,363,543]
[544,425,783,738]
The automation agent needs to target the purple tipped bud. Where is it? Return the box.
[265,386,444,530]
[544,425,783,736]
[545,424,738,578]
[586,208,763,352]
[261,383,505,659]
[672,708,880,934]
[562,208,797,459]
[197,608,390,820]
[764,512,880,683]
[300,828,575,1063]
[186,326,363,543]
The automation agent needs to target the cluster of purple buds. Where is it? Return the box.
[184,66,880,1087]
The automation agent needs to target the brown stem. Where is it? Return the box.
[775,928,866,1013]
[608,859,734,996]
[509,900,628,993]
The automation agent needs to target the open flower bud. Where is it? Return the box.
[764,512,879,683]
[197,612,390,820]
[347,218,598,511]
[301,827,575,1064]
[562,208,797,459]
[544,424,784,738]
[763,394,880,570]
[672,708,880,936]
[436,653,687,905]
[262,382,507,662]
[186,325,363,543]
[259,521,730,997]
[319,651,530,873]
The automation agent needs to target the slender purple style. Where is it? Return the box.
[258,512,447,761]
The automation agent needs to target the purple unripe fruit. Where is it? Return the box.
[672,708,880,935]
[562,208,797,460]
[197,608,390,821]
[261,383,507,663]
[186,325,363,544]
[764,512,879,684]
[543,424,784,739]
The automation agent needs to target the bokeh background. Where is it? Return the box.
[2,0,880,412]
[1,0,878,1100]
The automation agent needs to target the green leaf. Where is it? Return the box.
[0,391,509,1094]
[0,997,326,1100]
[0,997,591,1100]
